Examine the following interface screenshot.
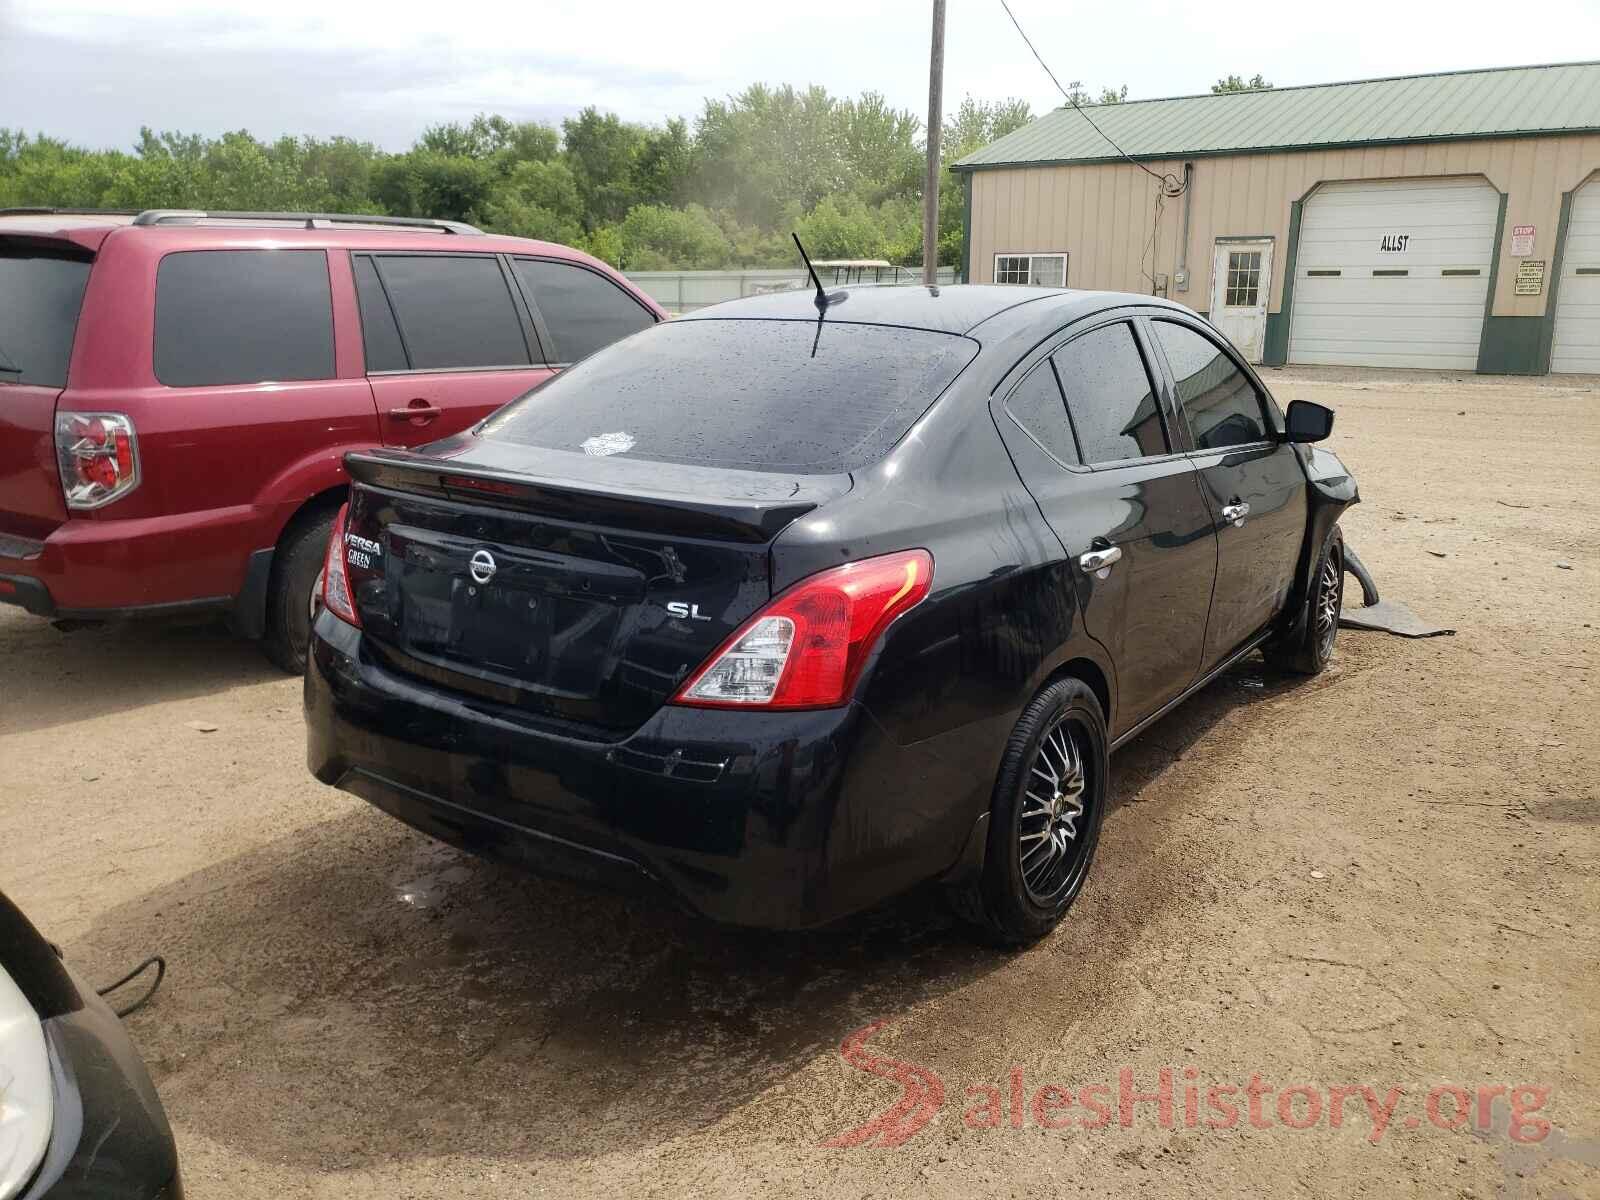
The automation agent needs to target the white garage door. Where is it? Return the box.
[1289,177,1499,369]
[1551,178,1600,374]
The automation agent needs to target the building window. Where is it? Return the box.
[995,253,1067,287]
[1223,250,1261,307]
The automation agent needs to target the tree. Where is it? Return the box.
[1212,74,1272,93]
[371,149,493,222]
[934,96,1034,268]
[561,107,646,229]
[693,83,848,228]
[631,118,693,209]
[795,194,889,261]
[836,91,922,205]
[417,115,559,163]
[943,96,1032,156]
[616,203,732,270]
[475,158,585,245]
[1061,83,1128,106]
[0,84,1043,269]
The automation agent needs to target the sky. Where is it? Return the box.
[3,0,1597,151]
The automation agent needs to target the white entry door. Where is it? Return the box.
[1210,240,1273,363]
[1551,177,1600,374]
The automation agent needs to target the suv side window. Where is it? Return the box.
[364,254,533,371]
[1004,360,1080,466]
[512,258,655,363]
[1151,320,1269,450]
[351,255,407,373]
[154,250,333,387]
[1052,322,1168,464]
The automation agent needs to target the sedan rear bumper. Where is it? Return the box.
[305,611,984,929]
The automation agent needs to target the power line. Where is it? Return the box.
[997,0,1185,198]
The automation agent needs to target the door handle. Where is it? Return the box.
[1078,545,1122,578]
[1221,501,1250,527]
[388,401,442,424]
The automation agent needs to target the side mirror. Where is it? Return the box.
[1284,399,1334,444]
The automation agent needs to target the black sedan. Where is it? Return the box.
[0,891,180,1199]
[305,284,1357,944]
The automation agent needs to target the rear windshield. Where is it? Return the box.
[478,318,978,474]
[0,248,92,388]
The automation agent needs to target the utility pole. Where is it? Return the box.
[923,0,946,286]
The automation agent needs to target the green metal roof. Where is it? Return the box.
[953,61,1600,170]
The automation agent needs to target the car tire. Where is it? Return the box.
[262,507,335,675]
[953,676,1110,947]
[1264,527,1344,677]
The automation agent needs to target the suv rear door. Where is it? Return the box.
[0,240,93,541]
[1144,316,1307,673]
[353,251,554,445]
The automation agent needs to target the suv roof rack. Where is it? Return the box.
[130,209,484,235]
[0,207,140,217]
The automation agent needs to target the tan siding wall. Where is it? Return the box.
[967,134,1600,318]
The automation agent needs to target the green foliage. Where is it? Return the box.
[1061,83,1129,107]
[632,118,693,209]
[616,203,732,270]
[562,107,647,229]
[1212,74,1272,93]
[583,226,624,267]
[0,85,1037,271]
[474,159,585,246]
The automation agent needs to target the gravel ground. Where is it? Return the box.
[2,366,1596,1198]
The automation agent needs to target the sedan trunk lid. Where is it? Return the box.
[342,441,849,734]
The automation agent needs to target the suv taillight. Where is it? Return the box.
[55,412,139,509]
[672,549,933,709]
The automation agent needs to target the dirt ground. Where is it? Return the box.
[2,367,1597,1198]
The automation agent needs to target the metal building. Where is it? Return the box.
[953,62,1600,373]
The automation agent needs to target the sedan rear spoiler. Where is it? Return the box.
[344,448,843,545]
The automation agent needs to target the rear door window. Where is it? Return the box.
[1051,322,1169,464]
[351,254,407,373]
[512,258,655,362]
[154,250,334,387]
[1151,320,1270,450]
[1005,361,1080,466]
[0,247,92,388]
[479,318,978,474]
[366,254,532,371]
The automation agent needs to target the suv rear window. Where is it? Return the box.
[512,258,654,362]
[479,318,978,474]
[0,248,92,388]
[155,250,334,387]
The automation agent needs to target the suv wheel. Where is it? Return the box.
[954,676,1109,947]
[262,508,335,675]
[1264,527,1343,676]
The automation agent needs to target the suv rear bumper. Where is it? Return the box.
[0,510,271,621]
[305,611,985,929]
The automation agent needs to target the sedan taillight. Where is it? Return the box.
[672,549,933,709]
[321,502,362,628]
[55,412,139,509]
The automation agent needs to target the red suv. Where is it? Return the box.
[0,208,665,670]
